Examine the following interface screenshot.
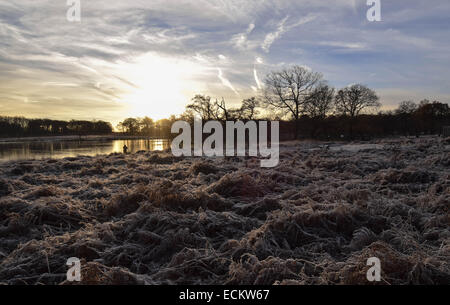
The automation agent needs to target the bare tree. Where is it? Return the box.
[263,65,322,138]
[186,95,220,120]
[335,84,380,117]
[186,96,260,121]
[217,97,261,121]
[304,83,335,119]
[303,83,335,138]
[395,101,417,136]
[396,101,417,115]
[240,97,260,120]
[215,98,233,120]
[335,84,380,138]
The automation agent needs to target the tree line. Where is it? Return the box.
[2,65,449,140]
[116,117,175,138]
[116,95,449,141]
[123,65,446,140]
[259,66,448,139]
[0,117,113,138]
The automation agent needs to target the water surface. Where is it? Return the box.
[0,139,170,162]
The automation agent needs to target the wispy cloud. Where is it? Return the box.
[0,0,449,123]
[261,14,316,53]
[231,23,257,51]
[261,16,289,53]
[217,68,239,95]
[253,69,262,90]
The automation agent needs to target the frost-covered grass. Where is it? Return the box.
[0,136,449,285]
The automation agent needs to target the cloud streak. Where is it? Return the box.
[254,69,262,90]
[0,0,449,123]
[217,68,239,96]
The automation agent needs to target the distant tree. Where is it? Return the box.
[117,118,140,135]
[186,95,220,120]
[415,101,450,134]
[214,98,234,121]
[139,117,154,136]
[302,84,335,138]
[335,84,380,117]
[419,99,430,107]
[396,101,417,115]
[0,116,111,138]
[395,101,418,136]
[304,84,335,119]
[263,65,322,139]
[67,120,86,136]
[179,109,195,125]
[335,84,380,138]
[155,118,172,138]
[91,120,113,134]
[240,97,260,120]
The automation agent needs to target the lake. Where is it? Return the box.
[0,138,170,162]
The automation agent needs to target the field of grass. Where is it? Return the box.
[0,136,449,284]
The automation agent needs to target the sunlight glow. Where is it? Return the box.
[117,53,209,120]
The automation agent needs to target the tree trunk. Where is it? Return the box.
[295,105,300,140]
[294,119,300,140]
[349,118,354,140]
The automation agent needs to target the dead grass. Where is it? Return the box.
[0,136,448,285]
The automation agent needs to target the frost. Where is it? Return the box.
[0,136,448,284]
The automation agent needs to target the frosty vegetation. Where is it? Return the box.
[0,136,448,285]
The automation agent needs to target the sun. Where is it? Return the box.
[124,84,187,120]
[117,52,208,120]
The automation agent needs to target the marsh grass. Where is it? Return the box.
[0,137,448,284]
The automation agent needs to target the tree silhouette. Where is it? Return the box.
[240,97,260,120]
[304,83,335,119]
[263,65,322,139]
[335,84,380,138]
[186,95,220,120]
[117,118,140,135]
[139,117,154,136]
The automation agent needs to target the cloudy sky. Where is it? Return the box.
[0,0,449,125]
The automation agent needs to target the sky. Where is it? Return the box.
[0,0,449,126]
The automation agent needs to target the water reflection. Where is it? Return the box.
[0,139,170,162]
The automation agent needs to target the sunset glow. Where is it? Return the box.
[0,1,449,124]
[117,53,209,120]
